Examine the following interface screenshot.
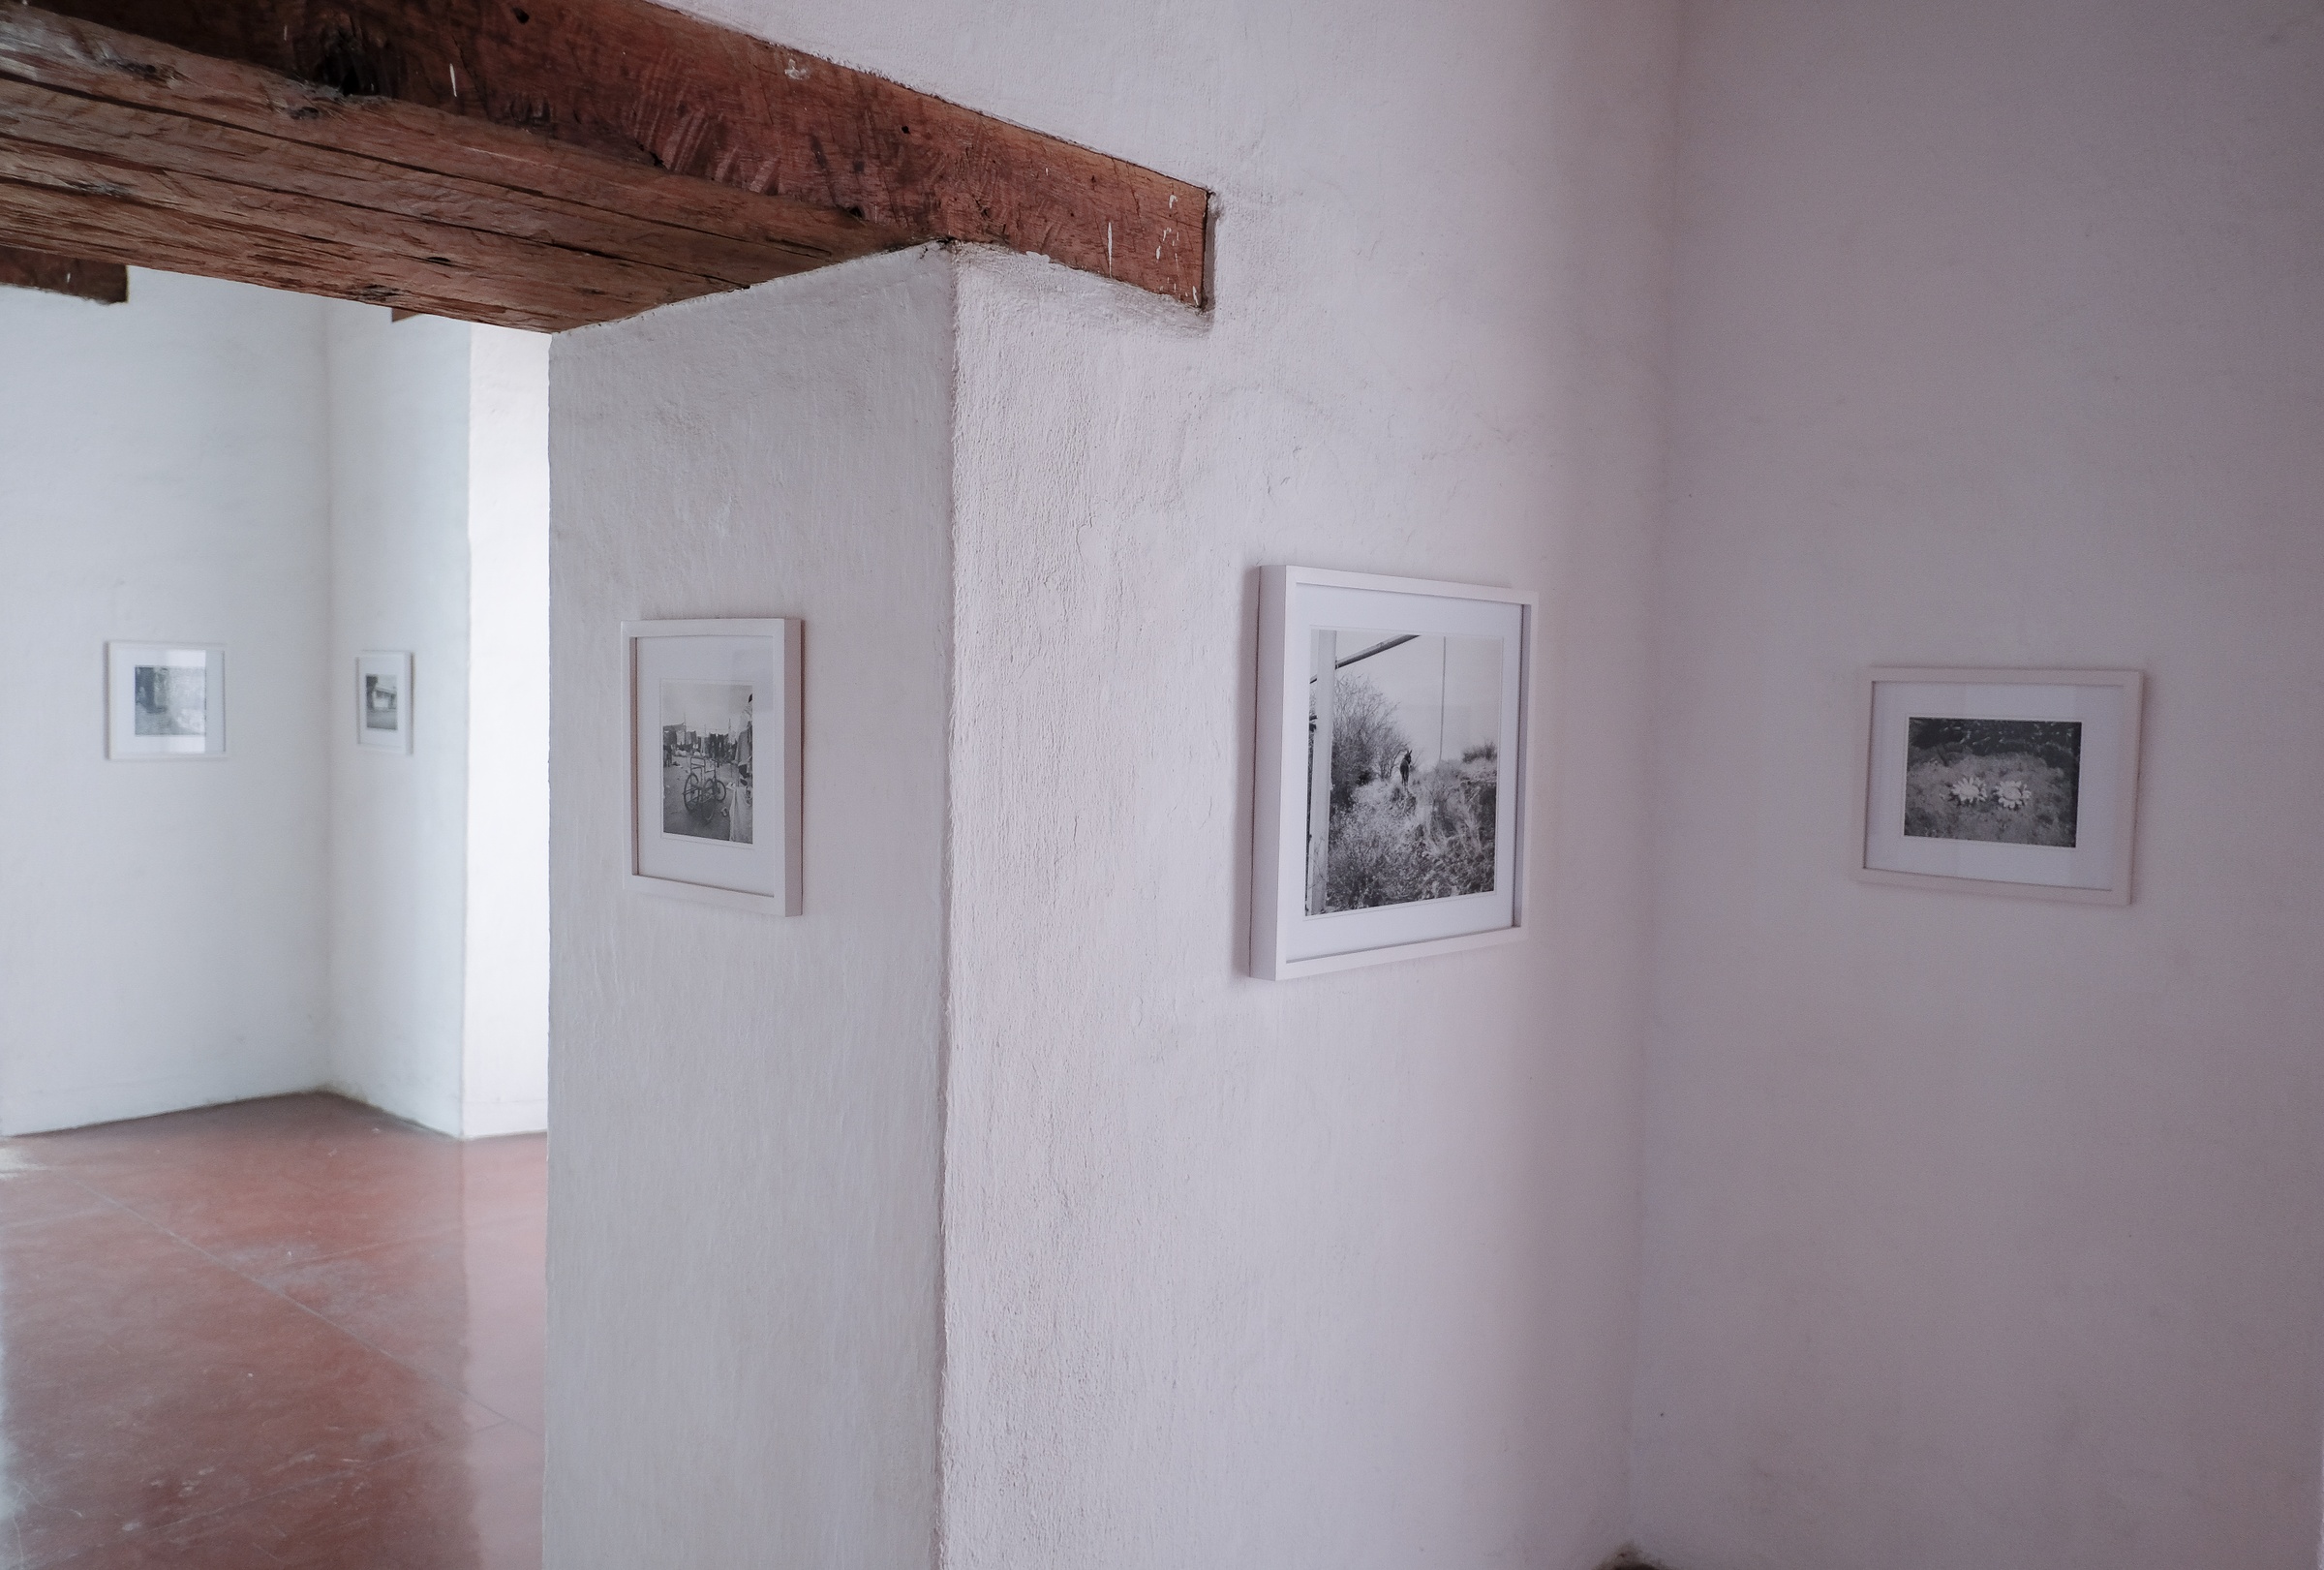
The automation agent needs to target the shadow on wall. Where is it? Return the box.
[1599,1549,1671,1570]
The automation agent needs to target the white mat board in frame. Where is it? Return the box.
[1253,566,1534,979]
[625,618,802,915]
[1854,666,2143,905]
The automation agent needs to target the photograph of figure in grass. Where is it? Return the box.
[1903,716,2081,847]
[1305,630,1504,914]
[661,681,754,845]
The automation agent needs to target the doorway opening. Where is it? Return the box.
[0,263,551,1565]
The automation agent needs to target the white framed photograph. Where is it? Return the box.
[625,618,802,916]
[356,651,413,753]
[107,642,226,759]
[1856,667,2143,905]
[1253,566,1534,980]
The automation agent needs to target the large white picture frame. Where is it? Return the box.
[625,618,803,916]
[1855,666,2143,905]
[107,641,226,759]
[1253,566,1534,980]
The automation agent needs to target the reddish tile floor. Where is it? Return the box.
[0,1093,544,1569]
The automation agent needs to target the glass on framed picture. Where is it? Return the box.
[625,618,801,916]
[1254,568,1532,980]
[107,642,227,758]
[356,652,414,753]
[1857,667,2142,905]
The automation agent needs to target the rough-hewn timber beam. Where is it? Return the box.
[0,237,123,298]
[8,0,1207,320]
[0,7,901,325]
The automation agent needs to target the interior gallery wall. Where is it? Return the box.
[549,249,955,1570]
[0,270,334,1135]
[0,269,549,1140]
[545,0,1678,1563]
[1634,1,2324,1566]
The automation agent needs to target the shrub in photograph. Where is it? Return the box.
[1321,673,1497,910]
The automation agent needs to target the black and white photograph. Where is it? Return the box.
[626,618,801,915]
[1307,629,1504,913]
[660,680,755,845]
[108,642,227,759]
[1253,568,1531,979]
[133,662,206,738]
[1857,667,2142,905]
[1903,716,2080,847]
[364,673,401,733]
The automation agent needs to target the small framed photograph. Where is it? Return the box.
[1856,667,2143,904]
[356,651,413,753]
[625,618,802,916]
[107,642,226,759]
[1253,566,1534,979]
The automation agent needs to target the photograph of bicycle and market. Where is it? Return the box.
[660,680,754,845]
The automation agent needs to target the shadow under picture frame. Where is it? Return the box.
[1855,666,2144,905]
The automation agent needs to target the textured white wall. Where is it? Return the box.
[1635,2,2324,1566]
[326,306,474,1135]
[463,325,552,1138]
[541,0,1678,1562]
[0,270,332,1135]
[545,250,955,1569]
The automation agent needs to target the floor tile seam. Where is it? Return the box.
[80,1190,519,1430]
[260,1207,546,1275]
[6,1179,187,1245]
[0,1171,118,1234]
[24,1420,527,1567]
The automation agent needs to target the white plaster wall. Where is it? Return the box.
[545,250,954,1569]
[1634,3,2324,1566]
[462,325,552,1138]
[0,269,332,1135]
[326,306,474,1135]
[568,1,1676,1564]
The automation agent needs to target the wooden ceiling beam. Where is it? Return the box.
[0,237,124,299]
[0,176,592,327]
[0,11,892,261]
[0,79,841,286]
[0,0,1207,329]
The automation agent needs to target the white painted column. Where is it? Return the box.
[545,250,953,1569]
[326,306,473,1136]
[462,326,552,1137]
